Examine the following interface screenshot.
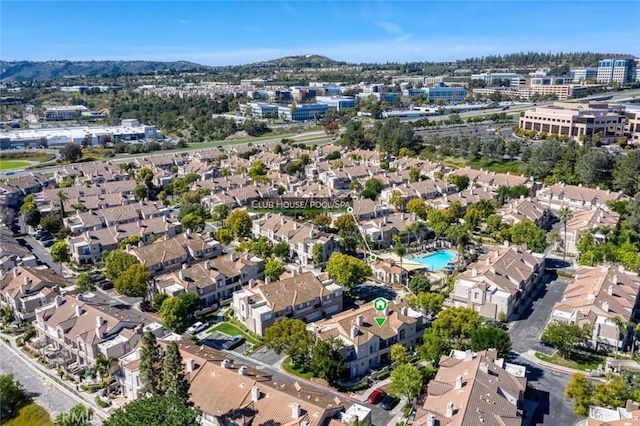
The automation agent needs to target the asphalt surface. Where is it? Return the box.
[508,274,578,426]
[0,341,79,421]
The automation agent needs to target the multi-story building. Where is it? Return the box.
[570,67,598,83]
[451,245,545,320]
[44,105,89,121]
[518,105,624,143]
[278,103,329,121]
[239,102,280,119]
[624,106,640,144]
[0,267,68,322]
[425,83,466,103]
[562,207,620,255]
[311,301,426,378]
[470,72,519,83]
[315,96,356,111]
[495,198,551,228]
[550,265,640,351]
[597,58,637,84]
[414,349,527,426]
[536,183,625,211]
[233,271,343,336]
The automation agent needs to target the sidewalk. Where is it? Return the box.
[1,332,110,422]
[521,350,587,376]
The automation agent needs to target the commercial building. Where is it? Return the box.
[570,67,598,83]
[44,105,89,121]
[470,72,519,83]
[425,83,466,103]
[597,58,637,84]
[518,104,624,143]
[239,102,280,119]
[316,96,356,111]
[277,103,329,121]
[550,265,640,352]
[356,92,399,104]
[624,105,640,144]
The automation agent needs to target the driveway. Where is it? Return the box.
[200,332,249,354]
[250,346,284,366]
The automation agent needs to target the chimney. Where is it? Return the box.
[292,268,298,277]
[602,301,609,312]
[182,263,187,270]
[238,366,248,376]
[479,362,489,374]
[426,414,436,426]
[455,375,463,389]
[351,326,359,338]
[54,295,63,307]
[96,315,103,328]
[494,250,499,259]
[95,316,104,339]
[486,257,492,265]
[613,275,618,285]
[265,276,272,284]
[471,267,478,277]
[125,243,131,252]
[446,402,454,418]
[280,216,285,225]
[608,285,614,296]
[401,306,408,316]
[251,386,261,402]
[356,315,364,326]
[75,304,82,317]
[464,350,473,361]
[490,267,496,275]
[13,268,19,278]
[179,270,185,281]
[382,305,389,317]
[248,279,256,289]
[291,403,301,419]
[221,359,233,369]
[138,240,143,247]
[230,252,237,262]
[186,358,195,372]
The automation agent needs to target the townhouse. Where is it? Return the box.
[233,271,343,336]
[252,214,339,266]
[563,207,620,255]
[156,253,264,309]
[33,294,153,371]
[371,259,408,285]
[0,266,68,322]
[0,173,53,207]
[585,401,640,426]
[452,168,535,193]
[0,224,35,271]
[311,301,426,378]
[495,197,551,227]
[414,349,527,426]
[65,201,168,235]
[429,187,495,210]
[536,183,625,211]
[550,265,640,351]
[359,213,416,249]
[451,245,545,320]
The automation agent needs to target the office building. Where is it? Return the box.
[570,67,598,83]
[315,95,356,111]
[277,103,329,121]
[597,58,637,83]
[239,102,280,119]
[470,72,519,83]
[426,83,466,103]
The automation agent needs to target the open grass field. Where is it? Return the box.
[282,356,314,380]
[535,351,603,372]
[0,160,30,170]
[3,402,53,426]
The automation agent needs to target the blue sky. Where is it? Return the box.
[2,1,638,65]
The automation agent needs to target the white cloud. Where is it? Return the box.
[374,21,403,36]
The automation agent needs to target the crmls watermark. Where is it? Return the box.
[54,410,96,425]
[247,197,353,213]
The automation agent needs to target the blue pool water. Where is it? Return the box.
[410,250,456,271]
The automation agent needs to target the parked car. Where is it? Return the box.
[186,321,209,335]
[222,335,245,350]
[366,389,386,404]
[380,395,400,410]
[35,232,52,241]
[42,239,55,248]
[97,280,114,290]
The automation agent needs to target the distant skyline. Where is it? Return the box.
[2,1,639,65]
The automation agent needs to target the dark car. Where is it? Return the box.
[42,239,55,248]
[35,232,52,241]
[380,395,400,410]
[366,389,386,404]
[97,280,114,290]
[222,335,245,350]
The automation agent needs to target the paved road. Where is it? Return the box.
[508,275,577,426]
[0,341,79,421]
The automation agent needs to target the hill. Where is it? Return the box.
[249,54,346,68]
[0,60,207,82]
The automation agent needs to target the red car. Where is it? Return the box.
[366,389,387,404]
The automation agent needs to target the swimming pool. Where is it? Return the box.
[410,250,456,271]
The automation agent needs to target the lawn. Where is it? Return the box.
[282,356,314,380]
[535,351,604,372]
[446,158,524,174]
[0,160,30,170]
[207,322,260,346]
[3,401,53,426]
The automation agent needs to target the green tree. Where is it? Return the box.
[447,174,470,191]
[226,210,252,238]
[50,241,71,274]
[558,206,574,261]
[153,293,169,311]
[139,331,162,397]
[134,184,148,202]
[326,252,372,288]
[274,242,290,259]
[540,321,592,358]
[390,343,408,365]
[75,272,95,294]
[249,237,272,259]
[136,167,154,189]
[406,292,444,317]
[593,374,629,409]
[103,395,199,426]
[60,143,82,162]
[119,235,142,250]
[0,374,26,420]
[114,264,150,299]
[20,201,41,229]
[54,404,94,426]
[389,191,405,211]
[264,258,284,281]
[431,307,481,345]
[310,337,347,387]
[264,318,314,368]
[214,227,234,245]
[162,342,190,401]
[509,220,547,253]
[406,198,428,220]
[565,373,594,416]
[211,204,229,222]
[627,196,640,234]
[181,213,205,232]
[40,214,64,234]
[576,149,613,186]
[104,250,139,281]
[420,330,451,364]
[56,190,69,218]
[613,151,640,196]
[409,166,421,182]
[408,275,431,294]
[334,214,356,235]
[389,364,423,403]
[314,214,332,228]
[470,326,512,358]
[313,244,324,265]
[160,297,189,333]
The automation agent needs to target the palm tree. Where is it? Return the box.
[392,234,407,286]
[558,206,574,262]
[92,353,117,380]
[632,323,640,357]
[447,225,471,269]
[57,190,69,219]
[611,316,629,356]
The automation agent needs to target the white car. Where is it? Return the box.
[186,321,209,335]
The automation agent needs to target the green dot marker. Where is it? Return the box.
[369,254,377,261]
[346,206,354,213]
[373,297,388,312]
